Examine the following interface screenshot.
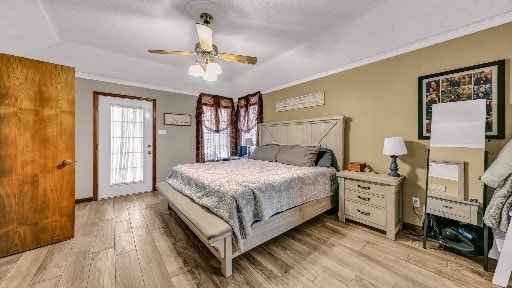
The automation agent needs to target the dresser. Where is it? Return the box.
[337,171,405,240]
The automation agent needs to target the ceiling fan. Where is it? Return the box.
[149,13,257,82]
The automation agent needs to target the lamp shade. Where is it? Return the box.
[207,62,222,75]
[244,138,254,146]
[383,137,408,156]
[188,63,204,77]
[202,73,217,82]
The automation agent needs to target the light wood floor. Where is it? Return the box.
[0,191,508,288]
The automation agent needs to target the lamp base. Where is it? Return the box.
[388,155,400,177]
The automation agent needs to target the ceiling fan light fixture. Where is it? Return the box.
[188,63,204,77]
[206,61,222,75]
[149,12,256,82]
[196,23,213,51]
[202,72,217,82]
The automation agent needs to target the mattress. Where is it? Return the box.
[166,159,337,250]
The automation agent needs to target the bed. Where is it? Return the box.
[156,116,345,277]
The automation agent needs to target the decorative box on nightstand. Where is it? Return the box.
[337,171,405,240]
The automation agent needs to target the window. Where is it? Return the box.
[236,92,263,150]
[110,105,144,185]
[202,106,232,161]
[196,92,262,162]
[196,94,235,162]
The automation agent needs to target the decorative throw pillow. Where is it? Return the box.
[250,144,281,162]
[276,145,319,167]
[316,148,333,167]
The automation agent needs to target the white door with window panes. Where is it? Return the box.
[98,96,153,199]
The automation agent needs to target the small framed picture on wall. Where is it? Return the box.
[418,59,505,139]
[164,113,191,126]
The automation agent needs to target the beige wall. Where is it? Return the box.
[263,22,512,226]
[75,78,197,200]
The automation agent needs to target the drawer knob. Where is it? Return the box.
[442,205,452,209]
[357,195,371,201]
[357,185,370,190]
[357,209,371,216]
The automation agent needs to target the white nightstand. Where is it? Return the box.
[337,171,405,240]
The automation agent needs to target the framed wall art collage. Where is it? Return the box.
[418,60,505,139]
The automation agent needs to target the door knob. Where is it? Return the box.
[61,159,73,166]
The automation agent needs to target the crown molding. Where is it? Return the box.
[261,11,512,94]
[75,72,199,96]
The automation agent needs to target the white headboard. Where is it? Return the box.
[258,116,345,171]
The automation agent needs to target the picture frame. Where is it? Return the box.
[418,59,505,139]
[427,160,465,201]
[163,113,191,126]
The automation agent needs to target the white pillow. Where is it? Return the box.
[481,139,512,188]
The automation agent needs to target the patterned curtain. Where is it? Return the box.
[196,93,236,163]
[236,91,263,148]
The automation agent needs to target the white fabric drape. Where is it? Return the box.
[110,105,145,185]
[195,93,235,163]
[236,91,263,151]
[203,106,231,161]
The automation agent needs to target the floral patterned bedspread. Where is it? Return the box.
[167,159,336,251]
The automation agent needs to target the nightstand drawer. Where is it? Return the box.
[426,196,481,225]
[427,197,469,216]
[345,179,386,196]
[337,171,405,240]
[345,189,386,208]
[345,200,386,227]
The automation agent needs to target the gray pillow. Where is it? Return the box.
[250,144,281,162]
[276,145,319,167]
[316,148,333,167]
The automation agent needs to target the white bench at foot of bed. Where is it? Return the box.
[156,181,337,277]
[156,182,234,277]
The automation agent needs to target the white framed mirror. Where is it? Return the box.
[427,160,465,201]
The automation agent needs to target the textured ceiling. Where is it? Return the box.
[2,0,512,97]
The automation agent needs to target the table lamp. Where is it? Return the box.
[244,138,254,157]
[383,137,408,177]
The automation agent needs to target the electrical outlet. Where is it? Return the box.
[412,197,420,208]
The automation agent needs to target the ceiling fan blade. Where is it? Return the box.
[196,23,213,51]
[148,50,194,56]
[218,53,257,65]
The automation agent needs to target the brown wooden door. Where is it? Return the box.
[0,53,75,257]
